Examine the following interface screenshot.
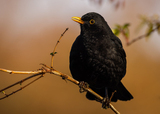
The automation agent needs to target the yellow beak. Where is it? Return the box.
[72,16,84,24]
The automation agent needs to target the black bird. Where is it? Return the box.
[70,12,133,108]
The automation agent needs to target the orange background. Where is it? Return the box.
[0,0,160,114]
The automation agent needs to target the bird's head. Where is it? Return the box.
[72,12,112,35]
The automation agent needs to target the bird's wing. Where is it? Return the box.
[111,35,126,57]
[70,35,88,81]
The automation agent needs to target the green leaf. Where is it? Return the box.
[112,28,120,36]
[115,24,122,29]
[122,23,130,38]
[146,23,153,37]
[50,52,53,55]
[124,28,130,38]
[123,23,130,29]
[54,52,57,55]
[136,15,148,33]
[113,24,122,36]
[50,52,57,56]
[139,15,148,23]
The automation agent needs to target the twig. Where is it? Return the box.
[0,74,43,100]
[0,67,47,100]
[48,68,120,114]
[127,25,160,46]
[50,68,79,85]
[0,66,120,114]
[0,73,43,93]
[50,28,69,68]
[0,68,42,74]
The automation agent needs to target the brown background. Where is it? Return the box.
[0,0,160,114]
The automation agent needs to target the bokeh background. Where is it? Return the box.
[0,0,160,114]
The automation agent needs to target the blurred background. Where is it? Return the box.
[0,0,160,114]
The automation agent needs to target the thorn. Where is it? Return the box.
[62,76,67,83]
[9,72,13,74]
[40,63,45,66]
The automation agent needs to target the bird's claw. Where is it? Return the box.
[79,81,89,93]
[102,97,110,109]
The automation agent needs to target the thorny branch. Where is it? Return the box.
[0,28,120,114]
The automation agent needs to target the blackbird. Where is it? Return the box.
[70,12,133,108]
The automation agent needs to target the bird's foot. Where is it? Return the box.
[102,97,110,109]
[101,90,116,109]
[79,81,89,93]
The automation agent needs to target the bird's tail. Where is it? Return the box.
[111,82,133,102]
[86,82,133,102]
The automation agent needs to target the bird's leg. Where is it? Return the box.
[102,87,110,109]
[79,81,89,93]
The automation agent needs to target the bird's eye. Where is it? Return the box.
[89,19,95,25]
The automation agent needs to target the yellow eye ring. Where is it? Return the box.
[89,19,95,25]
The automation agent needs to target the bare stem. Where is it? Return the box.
[0,65,120,114]
[50,68,79,85]
[127,25,160,46]
[50,28,69,68]
[0,73,43,100]
[0,73,43,93]
[49,68,120,114]
[0,74,43,100]
[0,68,42,74]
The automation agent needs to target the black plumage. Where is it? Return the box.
[70,12,133,106]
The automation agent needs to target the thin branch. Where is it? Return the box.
[0,68,42,74]
[127,25,160,46]
[0,73,43,93]
[48,67,120,114]
[0,74,43,100]
[50,69,79,85]
[50,28,69,68]
[0,68,47,99]
[0,65,120,114]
